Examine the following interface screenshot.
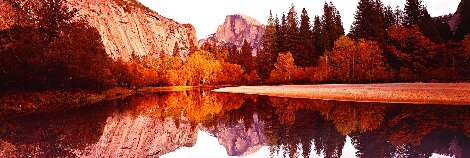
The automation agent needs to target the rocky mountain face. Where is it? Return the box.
[199,14,265,54]
[203,114,267,156]
[450,0,470,39]
[67,0,197,60]
[77,115,197,157]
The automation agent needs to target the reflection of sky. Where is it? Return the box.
[162,129,449,158]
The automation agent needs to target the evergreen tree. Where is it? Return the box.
[419,9,440,42]
[334,8,345,43]
[321,2,344,52]
[259,10,278,80]
[404,0,440,42]
[350,0,385,42]
[394,6,404,25]
[278,14,287,53]
[240,39,255,73]
[403,0,422,26]
[435,15,453,41]
[285,4,299,57]
[383,6,397,30]
[313,16,324,63]
[298,8,315,67]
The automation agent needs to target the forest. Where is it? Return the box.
[0,0,469,92]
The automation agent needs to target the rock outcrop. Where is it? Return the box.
[203,114,267,156]
[199,14,265,54]
[68,0,197,60]
[450,0,470,39]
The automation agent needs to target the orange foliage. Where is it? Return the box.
[243,70,261,85]
[387,24,438,81]
[268,52,299,84]
[320,36,390,83]
[215,62,244,85]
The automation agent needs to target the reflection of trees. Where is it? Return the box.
[259,97,346,158]
[0,102,114,157]
[351,104,470,158]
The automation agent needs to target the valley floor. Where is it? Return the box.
[212,83,470,105]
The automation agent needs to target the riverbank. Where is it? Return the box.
[0,87,135,119]
[212,83,470,105]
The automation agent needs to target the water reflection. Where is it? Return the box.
[1,90,469,157]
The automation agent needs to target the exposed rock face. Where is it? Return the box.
[76,115,197,157]
[199,14,265,54]
[68,0,197,60]
[450,0,470,39]
[203,114,267,156]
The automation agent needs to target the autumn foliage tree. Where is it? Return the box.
[185,51,222,86]
[268,52,298,84]
[386,25,438,81]
[320,36,390,83]
[215,63,244,85]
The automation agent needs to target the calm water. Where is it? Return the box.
[1,90,470,158]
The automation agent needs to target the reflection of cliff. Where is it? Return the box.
[0,102,114,157]
[203,114,267,156]
[77,115,197,157]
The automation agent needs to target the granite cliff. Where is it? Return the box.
[67,0,197,60]
[199,14,265,54]
[450,0,470,39]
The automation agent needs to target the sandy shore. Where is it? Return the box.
[212,83,470,105]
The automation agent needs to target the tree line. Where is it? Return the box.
[257,0,470,84]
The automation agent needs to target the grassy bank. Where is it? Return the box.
[213,83,470,105]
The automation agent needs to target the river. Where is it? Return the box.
[1,90,469,157]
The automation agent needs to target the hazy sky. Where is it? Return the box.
[139,0,460,40]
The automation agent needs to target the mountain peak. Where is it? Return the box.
[227,14,263,26]
[199,14,265,54]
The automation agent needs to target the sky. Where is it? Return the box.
[138,0,461,40]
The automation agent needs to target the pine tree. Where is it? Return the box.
[240,39,255,73]
[333,8,345,44]
[313,16,324,62]
[259,10,278,80]
[403,0,422,26]
[350,0,385,42]
[394,6,404,25]
[285,4,299,56]
[298,8,315,67]
[404,0,440,42]
[419,8,440,42]
[321,2,344,52]
[383,5,397,29]
[278,14,287,53]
